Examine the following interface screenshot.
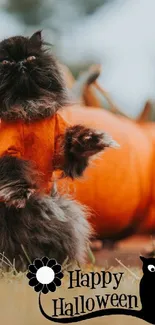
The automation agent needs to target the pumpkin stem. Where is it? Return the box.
[136,101,151,123]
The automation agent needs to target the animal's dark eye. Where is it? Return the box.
[2,60,10,65]
[27,56,36,62]
[148,264,155,272]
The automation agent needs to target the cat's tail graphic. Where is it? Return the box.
[39,293,145,323]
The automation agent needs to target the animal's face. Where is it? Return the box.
[140,256,155,276]
[0,31,67,115]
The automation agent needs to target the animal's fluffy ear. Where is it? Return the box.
[140,256,146,263]
[29,31,42,47]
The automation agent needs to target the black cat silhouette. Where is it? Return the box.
[38,256,155,324]
[140,256,155,322]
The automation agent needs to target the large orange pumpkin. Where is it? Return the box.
[55,106,154,239]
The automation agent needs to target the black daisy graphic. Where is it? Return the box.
[26,257,64,294]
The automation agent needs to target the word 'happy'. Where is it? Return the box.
[68,269,124,290]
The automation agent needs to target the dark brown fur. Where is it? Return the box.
[0,31,69,121]
[0,193,91,271]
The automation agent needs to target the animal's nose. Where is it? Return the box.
[17,61,26,72]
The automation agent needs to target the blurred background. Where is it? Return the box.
[1,0,155,119]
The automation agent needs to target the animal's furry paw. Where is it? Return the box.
[66,125,119,158]
[5,188,35,208]
[0,156,39,208]
[0,186,35,208]
[62,125,119,178]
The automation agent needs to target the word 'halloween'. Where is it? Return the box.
[51,294,138,317]
[68,269,124,290]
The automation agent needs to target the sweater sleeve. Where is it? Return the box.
[0,121,39,208]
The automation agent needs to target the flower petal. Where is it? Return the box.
[34,258,43,269]
[42,256,49,265]
[48,282,56,292]
[56,272,64,280]
[42,285,49,294]
[47,259,56,268]
[28,264,37,274]
[52,264,61,274]
[29,277,39,287]
[34,283,43,293]
[27,272,35,280]
[54,278,61,287]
